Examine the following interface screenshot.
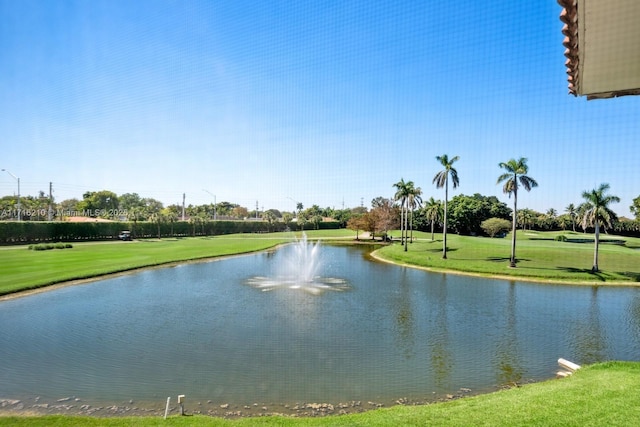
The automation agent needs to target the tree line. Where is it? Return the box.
[347,155,638,273]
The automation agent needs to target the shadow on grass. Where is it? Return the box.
[425,247,459,253]
[619,272,640,282]
[556,266,608,282]
[485,257,530,263]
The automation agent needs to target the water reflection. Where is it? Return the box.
[392,269,415,359]
[495,283,523,385]
[570,287,606,364]
[428,274,452,387]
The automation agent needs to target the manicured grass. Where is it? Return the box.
[2,362,638,426]
[375,230,640,284]
[0,235,282,296]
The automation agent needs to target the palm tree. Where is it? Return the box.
[581,183,620,273]
[393,178,411,249]
[497,157,538,267]
[545,208,558,230]
[424,197,442,241]
[407,184,422,246]
[565,203,577,232]
[433,154,460,259]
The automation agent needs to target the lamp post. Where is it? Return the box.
[202,189,216,220]
[2,169,20,221]
[286,197,300,219]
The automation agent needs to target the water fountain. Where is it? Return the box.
[245,233,349,294]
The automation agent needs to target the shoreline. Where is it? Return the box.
[2,238,638,302]
[368,248,640,287]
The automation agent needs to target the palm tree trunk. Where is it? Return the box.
[404,205,409,251]
[442,179,448,259]
[409,209,414,243]
[399,204,405,245]
[510,191,518,267]
[592,220,600,272]
[431,220,435,241]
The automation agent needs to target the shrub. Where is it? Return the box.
[555,235,568,242]
[480,217,512,238]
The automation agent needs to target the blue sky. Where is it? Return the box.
[1,0,638,216]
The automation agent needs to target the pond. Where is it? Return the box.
[1,243,639,413]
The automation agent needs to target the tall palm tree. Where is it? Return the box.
[407,184,423,247]
[393,178,412,250]
[581,183,620,273]
[497,157,538,267]
[424,197,442,241]
[433,154,460,259]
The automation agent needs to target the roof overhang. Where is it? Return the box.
[559,0,640,100]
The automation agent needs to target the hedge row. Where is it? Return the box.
[0,220,340,244]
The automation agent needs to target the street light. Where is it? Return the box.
[286,196,300,218]
[2,168,20,221]
[202,189,216,220]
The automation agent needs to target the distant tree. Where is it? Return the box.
[56,198,80,218]
[119,193,145,213]
[282,212,294,227]
[565,203,578,232]
[350,206,368,215]
[148,211,165,239]
[630,196,640,221]
[265,209,282,219]
[423,197,443,241]
[481,217,512,238]
[331,209,352,227]
[433,154,460,259]
[263,211,277,230]
[542,208,558,230]
[393,178,412,249]
[215,201,238,217]
[370,197,399,238]
[516,208,537,231]
[557,214,571,231]
[231,206,248,219]
[77,190,119,217]
[448,194,511,235]
[407,184,423,244]
[346,214,365,240]
[581,183,620,273]
[297,211,308,231]
[497,157,538,267]
[162,208,179,236]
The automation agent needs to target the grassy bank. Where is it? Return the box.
[0,230,358,296]
[0,235,287,296]
[375,230,640,284]
[1,362,638,426]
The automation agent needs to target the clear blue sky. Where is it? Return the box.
[1,0,638,216]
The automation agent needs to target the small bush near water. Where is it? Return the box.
[28,243,73,251]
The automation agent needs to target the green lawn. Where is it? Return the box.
[2,362,639,426]
[0,235,285,295]
[375,230,640,284]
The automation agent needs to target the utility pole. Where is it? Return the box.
[255,201,259,219]
[182,193,186,221]
[48,182,54,221]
